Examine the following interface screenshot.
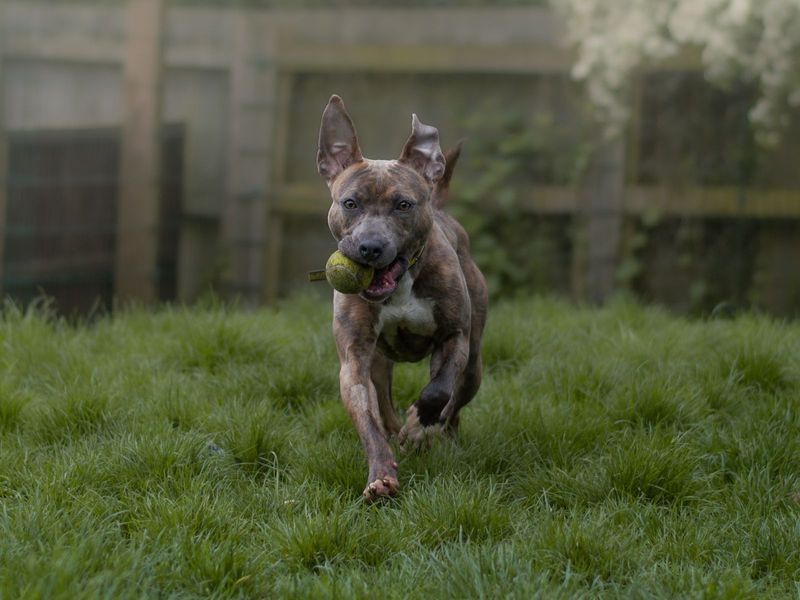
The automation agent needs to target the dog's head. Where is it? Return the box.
[316,95,445,302]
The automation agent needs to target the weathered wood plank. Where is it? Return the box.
[270,183,800,219]
[115,0,165,303]
[3,36,232,72]
[625,187,800,218]
[277,43,574,73]
[3,3,699,74]
[263,71,292,306]
[221,14,277,306]
[2,3,234,70]
[574,138,626,304]
[270,184,582,216]
[0,6,7,295]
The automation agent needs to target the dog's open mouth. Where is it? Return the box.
[360,257,408,302]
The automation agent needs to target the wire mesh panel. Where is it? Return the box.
[5,130,118,313]
[3,127,184,314]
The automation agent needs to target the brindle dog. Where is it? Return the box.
[316,95,488,502]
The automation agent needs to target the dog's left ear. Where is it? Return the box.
[399,114,445,184]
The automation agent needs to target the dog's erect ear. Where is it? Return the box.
[398,114,445,184]
[317,95,363,184]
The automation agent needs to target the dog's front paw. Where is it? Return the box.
[399,405,444,452]
[363,476,399,503]
[363,461,399,503]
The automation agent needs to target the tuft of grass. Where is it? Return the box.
[0,294,799,597]
[603,432,703,504]
[402,477,513,547]
[0,382,29,432]
[726,348,790,393]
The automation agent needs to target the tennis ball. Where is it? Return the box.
[325,251,374,294]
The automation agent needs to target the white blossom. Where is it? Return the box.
[551,0,800,145]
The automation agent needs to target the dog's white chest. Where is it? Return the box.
[376,277,436,344]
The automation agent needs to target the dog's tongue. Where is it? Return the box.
[365,259,407,297]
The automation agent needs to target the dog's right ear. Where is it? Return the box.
[317,95,363,185]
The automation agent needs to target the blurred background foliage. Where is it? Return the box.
[450,109,591,299]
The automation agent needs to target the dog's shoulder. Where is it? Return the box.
[433,209,472,259]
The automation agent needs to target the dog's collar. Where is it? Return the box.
[408,243,426,268]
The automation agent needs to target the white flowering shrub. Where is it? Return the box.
[552,0,800,145]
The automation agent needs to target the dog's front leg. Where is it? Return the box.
[335,326,399,502]
[339,357,399,501]
[399,330,469,450]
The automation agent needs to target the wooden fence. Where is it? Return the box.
[1,1,799,313]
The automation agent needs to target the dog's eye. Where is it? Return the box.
[341,198,358,210]
[396,200,413,212]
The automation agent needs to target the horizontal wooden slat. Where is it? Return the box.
[3,38,124,65]
[3,3,701,73]
[5,254,113,275]
[3,38,230,71]
[625,186,800,218]
[278,43,574,74]
[271,183,329,216]
[270,183,800,218]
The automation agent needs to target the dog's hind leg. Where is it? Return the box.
[444,348,482,436]
[371,352,401,437]
[445,259,488,436]
[399,331,469,451]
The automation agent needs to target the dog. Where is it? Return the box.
[316,95,488,502]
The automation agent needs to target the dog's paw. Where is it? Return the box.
[363,460,398,503]
[362,475,400,503]
[399,405,444,452]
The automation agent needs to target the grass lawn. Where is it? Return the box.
[1,295,799,598]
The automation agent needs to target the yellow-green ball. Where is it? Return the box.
[325,251,374,294]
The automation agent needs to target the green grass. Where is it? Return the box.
[1,295,799,598]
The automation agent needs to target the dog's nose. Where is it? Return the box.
[359,241,383,262]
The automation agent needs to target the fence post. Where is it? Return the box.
[115,0,165,304]
[0,5,6,298]
[572,137,626,304]
[220,14,276,306]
